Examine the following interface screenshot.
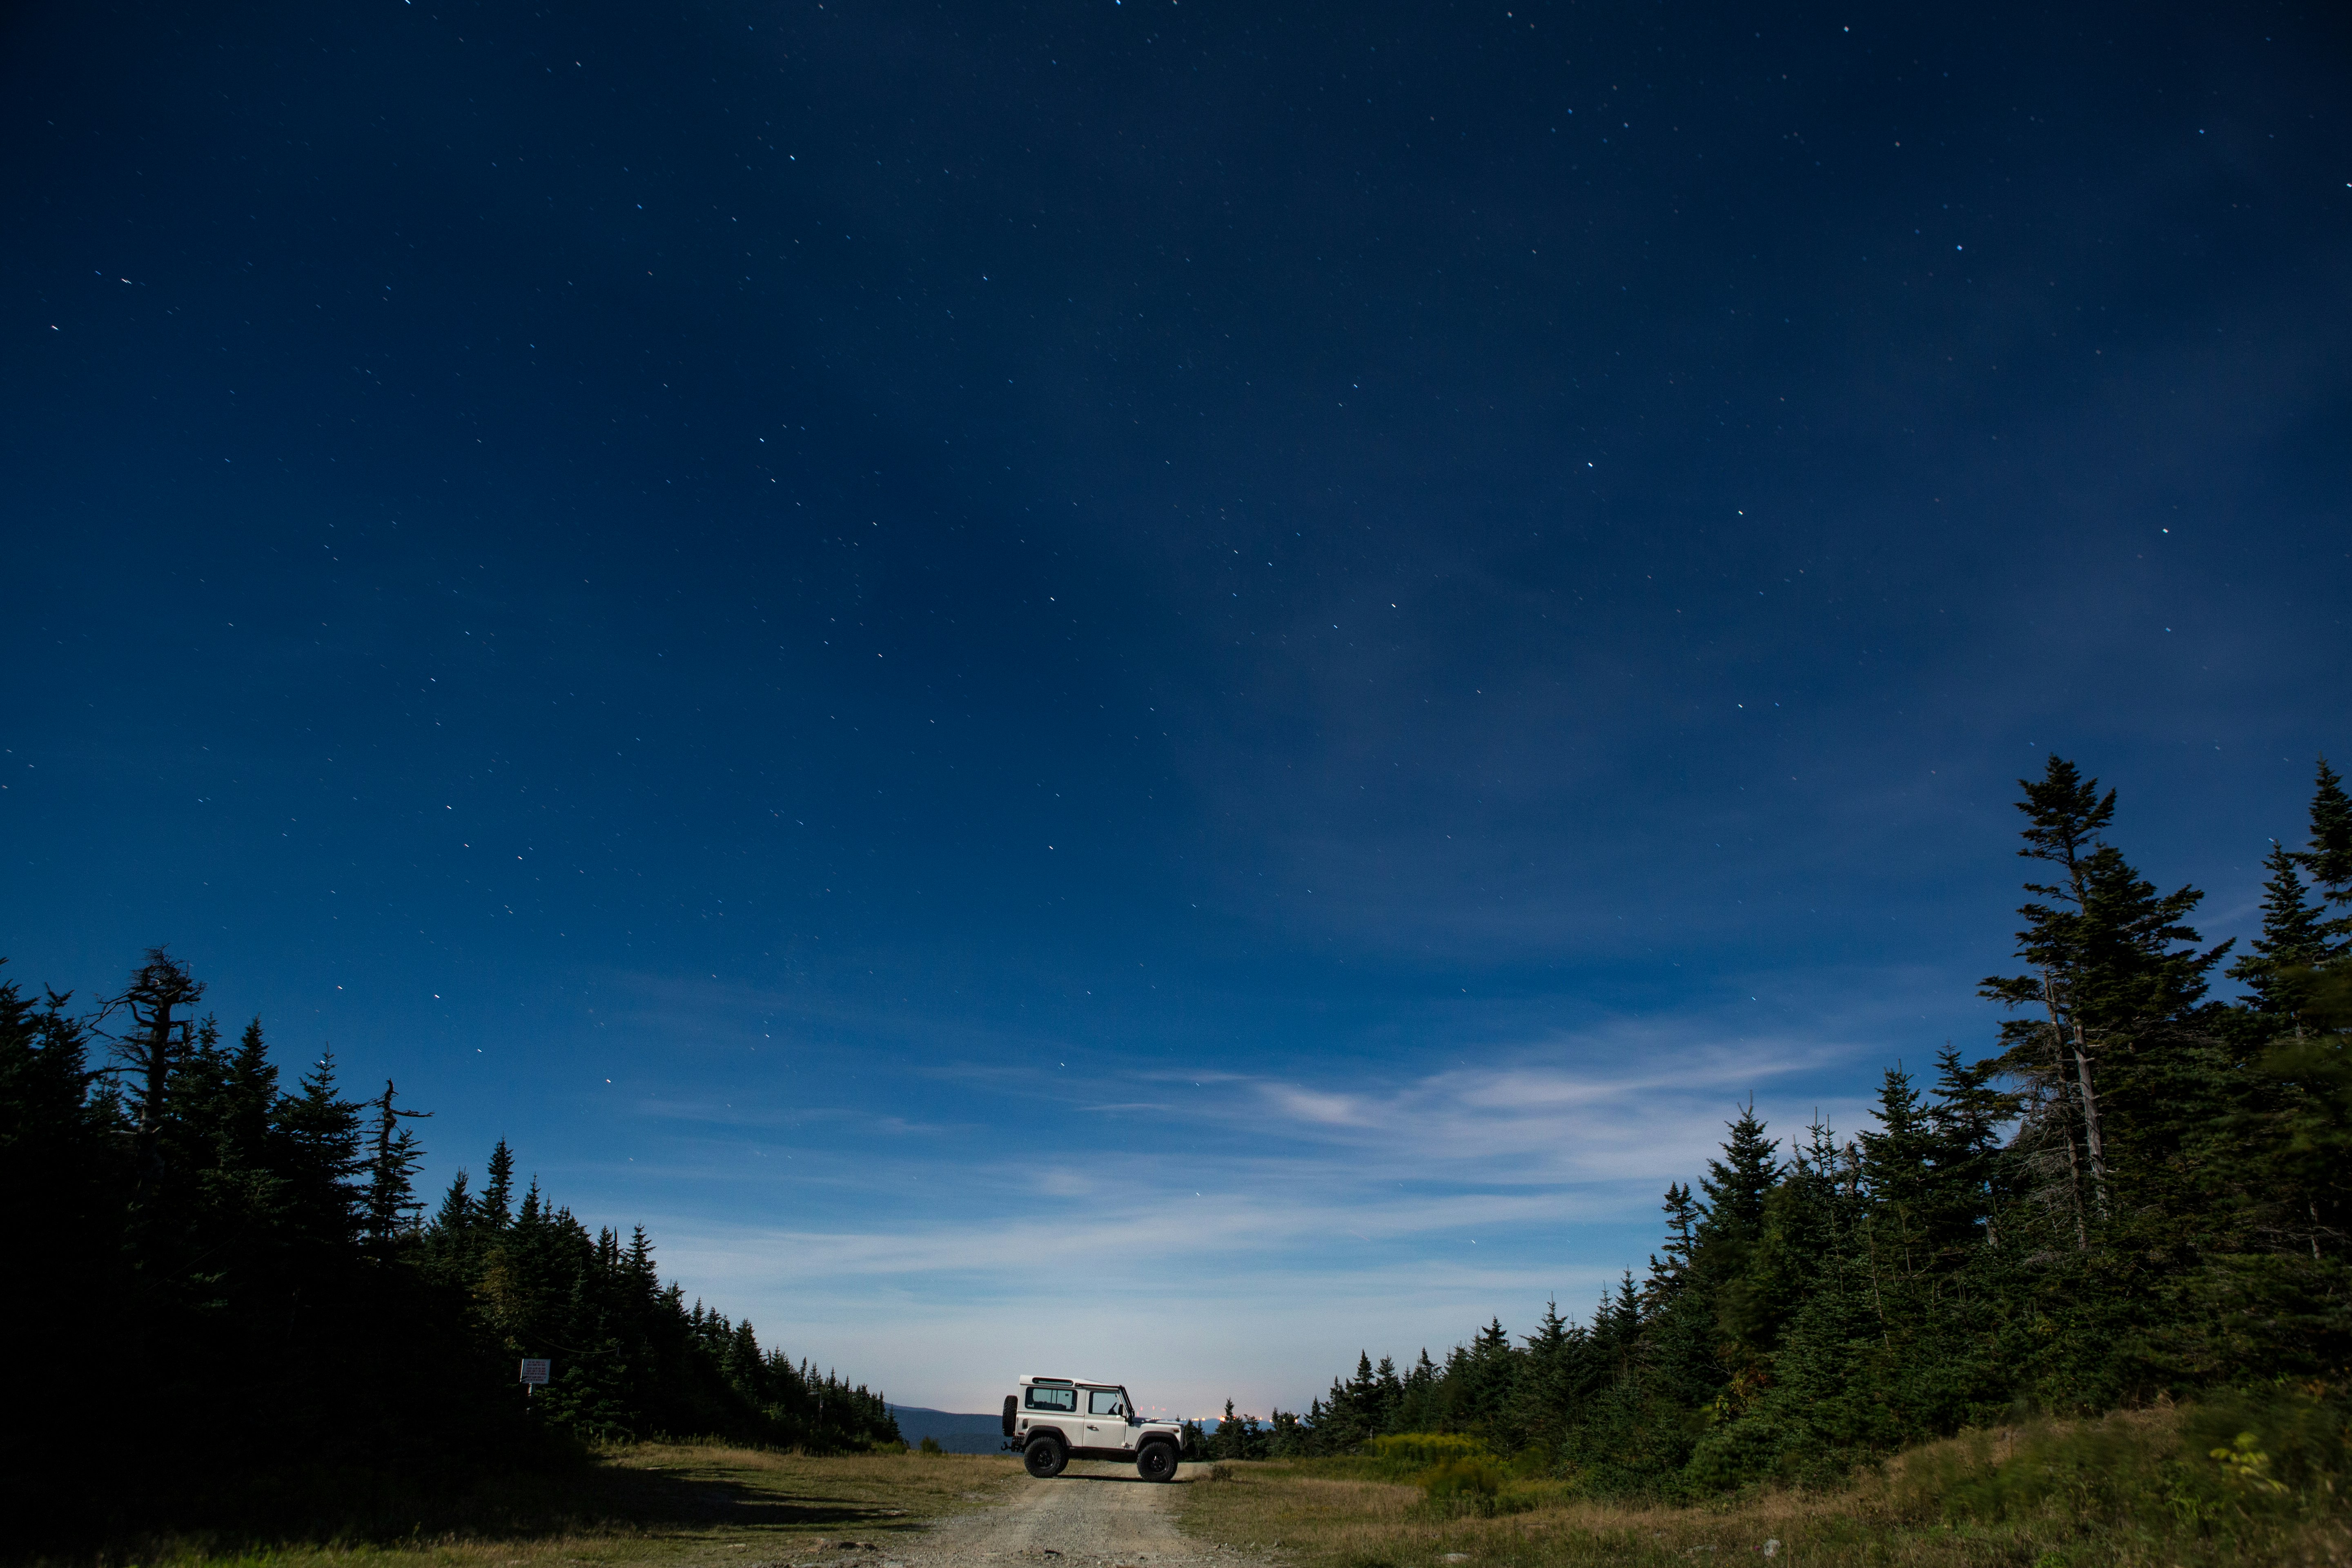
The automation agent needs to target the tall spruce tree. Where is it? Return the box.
[1979,757,2117,1235]
[2299,758,2352,928]
[2230,844,2333,1032]
[1981,756,2230,1243]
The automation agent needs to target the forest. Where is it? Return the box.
[1196,757,2352,1494]
[0,955,900,1538]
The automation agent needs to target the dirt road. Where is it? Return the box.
[814,1461,1239,1568]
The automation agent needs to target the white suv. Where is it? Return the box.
[999,1375,1184,1481]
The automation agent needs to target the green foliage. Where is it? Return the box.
[1292,753,2352,1504]
[1882,1385,2348,1559]
[1417,1455,1523,1515]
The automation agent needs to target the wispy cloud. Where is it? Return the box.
[559,968,1921,1415]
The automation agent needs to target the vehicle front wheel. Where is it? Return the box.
[1136,1441,1179,1482]
[1023,1436,1068,1478]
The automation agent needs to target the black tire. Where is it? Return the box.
[1023,1435,1068,1478]
[1002,1395,1018,1438]
[1136,1441,1179,1483]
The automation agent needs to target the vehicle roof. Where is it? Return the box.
[1020,1374,1123,1388]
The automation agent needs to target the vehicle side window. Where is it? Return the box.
[1025,1386,1076,1412]
[1088,1388,1125,1417]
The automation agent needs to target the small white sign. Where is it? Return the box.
[519,1358,551,1385]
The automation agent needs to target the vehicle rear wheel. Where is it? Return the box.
[1136,1441,1179,1482]
[1023,1435,1068,1478]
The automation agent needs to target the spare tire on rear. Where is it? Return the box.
[1023,1434,1068,1478]
[1002,1395,1018,1437]
[1136,1441,1179,1482]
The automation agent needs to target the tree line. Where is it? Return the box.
[0,960,898,1535]
[1199,757,2352,1488]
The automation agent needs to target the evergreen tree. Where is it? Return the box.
[1697,1102,1781,1242]
[434,1168,474,1232]
[1923,1046,2012,1256]
[2229,844,2333,1032]
[1693,1103,1790,1362]
[1858,1066,1933,1284]
[1650,1180,1699,1297]
[2299,758,2352,926]
[1980,755,2230,1242]
[1509,1299,1584,1453]
[479,1137,516,1228]
[277,1049,365,1250]
[1373,1354,1403,1433]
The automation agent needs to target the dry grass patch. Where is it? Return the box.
[37,1446,1022,1568]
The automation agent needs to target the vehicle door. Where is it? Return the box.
[1083,1385,1134,1453]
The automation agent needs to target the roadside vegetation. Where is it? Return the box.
[1182,1396,2352,1567]
[1193,757,2352,1514]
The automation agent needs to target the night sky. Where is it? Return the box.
[5,1,2347,1417]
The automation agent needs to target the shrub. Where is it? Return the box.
[1420,1456,1505,1501]
[1880,1386,2350,1555]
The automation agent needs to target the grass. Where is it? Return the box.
[1177,1401,2352,1568]
[27,1445,1023,1568]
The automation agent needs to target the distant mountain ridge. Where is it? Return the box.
[888,1404,1010,1454]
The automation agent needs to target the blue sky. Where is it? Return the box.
[4,0,2345,1416]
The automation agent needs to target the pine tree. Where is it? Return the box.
[479,1138,516,1228]
[1979,757,2118,1232]
[1454,1318,1517,1438]
[1648,1181,1700,1300]
[1698,1102,1782,1242]
[2229,844,2332,1030]
[1981,756,2230,1239]
[1510,1299,1584,1452]
[433,1169,473,1232]
[1347,1349,1378,1419]
[1691,1102,1785,1355]
[1924,1046,2013,1256]
[1858,1066,1933,1283]
[277,1049,365,1250]
[205,1018,279,1174]
[2299,758,2352,927]
[1372,1354,1403,1433]
[1393,1348,1442,1431]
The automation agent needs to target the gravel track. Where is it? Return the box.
[791,1462,1250,1568]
